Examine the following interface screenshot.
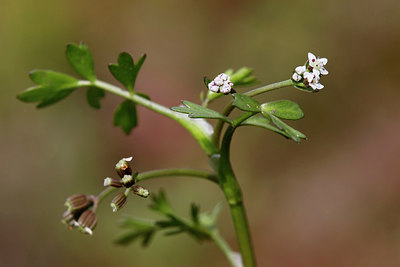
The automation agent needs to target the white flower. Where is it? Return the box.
[308,52,328,75]
[295,66,306,75]
[208,73,234,94]
[292,72,302,82]
[304,69,324,90]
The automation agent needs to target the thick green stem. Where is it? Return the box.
[217,126,256,267]
[78,80,219,156]
[212,79,294,145]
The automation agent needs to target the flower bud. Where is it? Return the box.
[104,177,123,188]
[61,210,76,229]
[133,185,150,198]
[64,193,89,212]
[77,210,98,235]
[115,157,133,178]
[121,174,135,188]
[111,192,127,212]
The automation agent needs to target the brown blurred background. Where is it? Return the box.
[1,0,400,266]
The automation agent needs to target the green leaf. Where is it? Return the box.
[18,70,79,107]
[133,54,147,85]
[114,218,157,247]
[86,87,105,109]
[261,100,304,120]
[232,93,261,112]
[109,52,135,91]
[268,114,306,143]
[114,100,138,134]
[150,190,174,215]
[241,115,290,139]
[66,42,96,82]
[171,100,233,125]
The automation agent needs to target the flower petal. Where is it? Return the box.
[308,52,316,62]
[319,58,328,65]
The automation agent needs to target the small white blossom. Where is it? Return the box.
[208,73,234,94]
[295,66,306,75]
[292,72,302,82]
[308,52,328,75]
[304,69,324,90]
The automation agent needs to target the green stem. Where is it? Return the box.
[136,168,218,184]
[78,80,219,156]
[210,230,239,267]
[212,79,294,145]
[217,126,256,267]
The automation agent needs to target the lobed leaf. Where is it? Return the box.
[66,42,96,82]
[109,52,135,91]
[261,100,304,120]
[268,114,307,143]
[171,100,233,125]
[232,93,261,112]
[17,70,79,108]
[86,87,105,109]
[113,100,138,134]
[241,115,290,139]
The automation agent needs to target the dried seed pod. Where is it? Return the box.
[77,210,98,235]
[121,174,135,188]
[104,177,123,188]
[111,192,127,212]
[64,193,89,212]
[133,185,150,198]
[115,157,133,178]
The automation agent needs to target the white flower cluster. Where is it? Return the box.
[292,52,328,90]
[208,73,234,94]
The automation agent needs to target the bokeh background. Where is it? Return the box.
[1,0,400,266]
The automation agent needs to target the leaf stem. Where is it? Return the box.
[212,79,294,145]
[78,80,219,156]
[210,230,240,267]
[136,168,218,184]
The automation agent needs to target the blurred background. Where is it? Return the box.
[1,0,400,266]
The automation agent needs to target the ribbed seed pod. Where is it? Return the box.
[104,177,123,188]
[64,193,89,212]
[111,192,127,212]
[133,185,150,198]
[115,157,133,178]
[121,174,135,188]
[77,210,98,235]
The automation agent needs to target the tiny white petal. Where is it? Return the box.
[319,68,328,75]
[214,77,223,86]
[104,177,112,186]
[84,227,93,235]
[319,58,328,65]
[220,84,231,93]
[315,83,324,90]
[123,157,133,162]
[219,73,229,80]
[292,73,301,82]
[210,85,219,92]
[295,66,306,74]
[308,52,316,62]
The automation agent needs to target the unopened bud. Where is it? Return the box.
[65,193,89,212]
[121,174,135,188]
[115,157,133,178]
[133,185,150,198]
[104,177,123,188]
[61,210,76,229]
[77,210,98,235]
[111,192,127,212]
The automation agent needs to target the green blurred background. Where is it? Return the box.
[1,0,400,266]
